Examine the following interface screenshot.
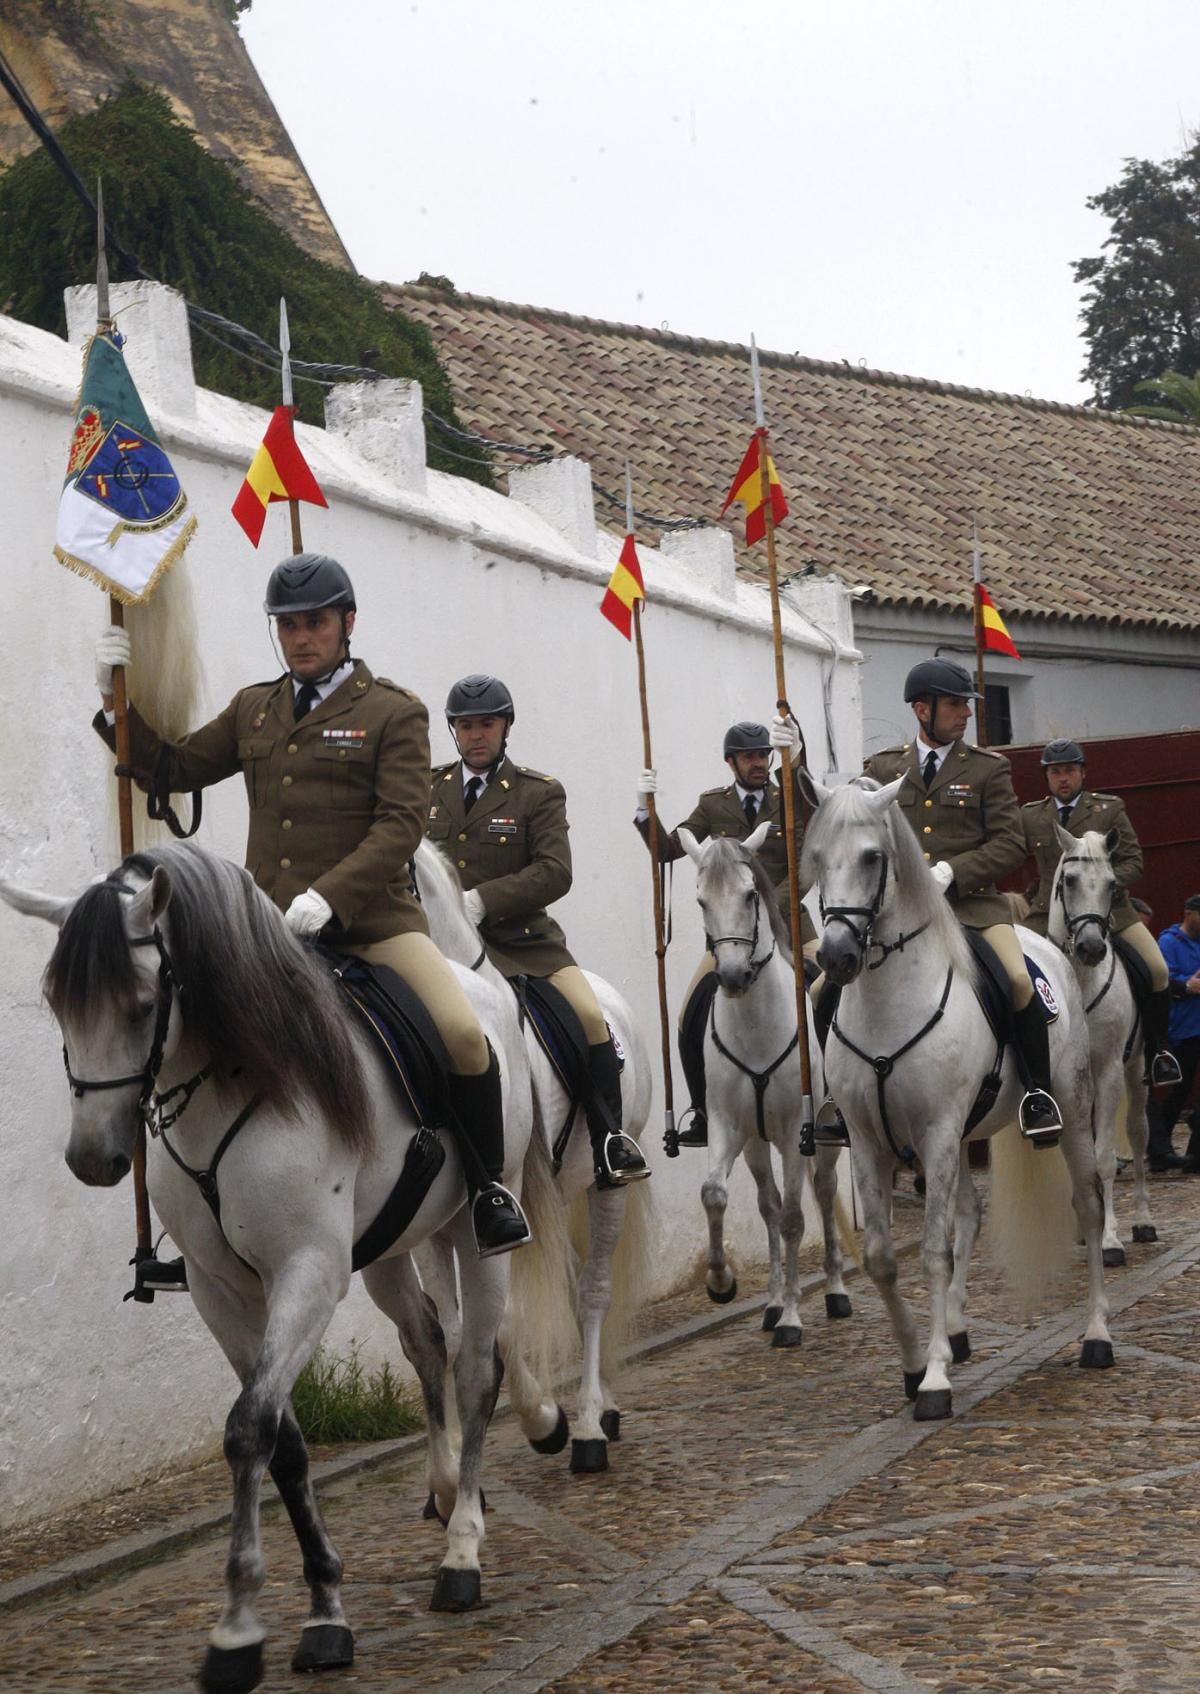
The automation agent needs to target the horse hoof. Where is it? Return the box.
[291,1623,354,1673]
[949,1331,971,1364]
[569,1438,609,1473]
[600,1408,621,1442]
[422,1490,445,1523]
[707,1277,738,1305]
[770,1324,803,1349]
[914,1388,953,1421]
[825,1293,852,1321]
[1103,1246,1127,1269]
[903,1370,924,1401]
[1080,1339,1115,1370]
[762,1304,783,1331]
[199,1641,264,1694]
[430,1566,482,1612]
[530,1405,569,1454]
[1132,1224,1158,1244]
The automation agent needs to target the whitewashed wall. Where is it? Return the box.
[0,290,861,1527]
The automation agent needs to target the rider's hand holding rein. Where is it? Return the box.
[95,626,132,707]
[285,888,333,938]
[930,861,954,894]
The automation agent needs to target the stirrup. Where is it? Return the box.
[595,1131,650,1188]
[1149,1050,1183,1088]
[1019,1088,1063,1144]
[812,1098,850,1148]
[124,1252,189,1303]
[675,1107,708,1148]
[470,1183,532,1257]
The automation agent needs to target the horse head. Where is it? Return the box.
[1049,825,1120,967]
[0,863,177,1186]
[679,822,780,993]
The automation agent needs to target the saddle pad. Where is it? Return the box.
[516,974,592,1096]
[321,950,452,1130]
[1026,957,1060,1023]
[1112,930,1153,1010]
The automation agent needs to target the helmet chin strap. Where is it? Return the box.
[267,613,351,685]
[923,697,955,747]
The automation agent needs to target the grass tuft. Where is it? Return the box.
[292,1345,423,1444]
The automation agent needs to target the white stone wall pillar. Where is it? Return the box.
[660,525,738,600]
[324,378,427,496]
[507,455,598,557]
[64,280,196,421]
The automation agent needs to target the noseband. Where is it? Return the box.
[1054,856,1112,953]
[819,853,889,954]
[706,881,775,988]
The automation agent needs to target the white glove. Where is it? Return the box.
[285,888,333,937]
[930,860,954,894]
[96,627,131,694]
[769,714,802,765]
[463,888,486,927]
[637,769,657,799]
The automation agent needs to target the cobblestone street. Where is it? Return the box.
[5,1174,1200,1693]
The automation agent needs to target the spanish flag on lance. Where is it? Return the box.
[721,428,788,545]
[975,583,1021,659]
[231,405,327,546]
[600,533,645,640]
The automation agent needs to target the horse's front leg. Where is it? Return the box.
[1124,1065,1157,1246]
[1092,1054,1126,1265]
[569,1184,626,1473]
[362,1251,458,1526]
[912,1123,961,1419]
[702,1111,745,1304]
[1057,1094,1114,1368]
[811,1142,851,1321]
[743,1132,788,1336]
[945,1143,981,1364]
[851,1133,923,1400]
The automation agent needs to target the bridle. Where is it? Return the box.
[705,878,775,990]
[1053,855,1113,955]
[818,852,929,971]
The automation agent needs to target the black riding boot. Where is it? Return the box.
[677,972,719,1147]
[1012,998,1064,1143]
[812,976,850,1148]
[1147,1098,1185,1172]
[586,1040,649,1188]
[1143,988,1184,1088]
[447,1051,532,1257]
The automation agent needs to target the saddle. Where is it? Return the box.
[511,975,623,1170]
[1112,930,1154,1011]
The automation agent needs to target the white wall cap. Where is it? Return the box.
[660,525,737,600]
[508,455,598,558]
[324,378,427,496]
[64,280,196,421]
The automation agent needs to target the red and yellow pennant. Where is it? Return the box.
[600,533,645,640]
[231,405,328,546]
[721,428,788,545]
[975,583,1020,659]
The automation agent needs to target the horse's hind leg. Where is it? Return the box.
[1058,1098,1114,1367]
[946,1145,981,1363]
[911,1125,961,1418]
[571,1184,625,1472]
[1124,1064,1157,1246]
[1093,1059,1126,1265]
[363,1251,458,1524]
[743,1133,788,1336]
[702,1116,745,1303]
[812,1143,851,1320]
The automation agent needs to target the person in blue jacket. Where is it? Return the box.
[1149,895,1200,1171]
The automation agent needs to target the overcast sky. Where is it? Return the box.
[241,0,1200,407]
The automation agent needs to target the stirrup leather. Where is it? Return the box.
[1018,1088,1063,1142]
[812,1097,850,1148]
[470,1182,532,1258]
[595,1131,650,1186]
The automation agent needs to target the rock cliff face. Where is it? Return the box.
[0,0,352,271]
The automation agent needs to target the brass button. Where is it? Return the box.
[500,836,508,844]
[287,743,298,755]
[280,857,291,869]
[959,800,965,807]
[458,859,467,869]
[339,749,348,759]
[282,819,292,830]
[923,852,931,860]
[924,799,933,808]
[922,825,932,834]
[282,775,293,787]
[458,832,467,842]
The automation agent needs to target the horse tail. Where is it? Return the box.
[983,1123,1075,1316]
[507,1116,579,1398]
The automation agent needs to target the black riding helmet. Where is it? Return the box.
[445,674,516,725]
[263,553,356,614]
[1041,737,1085,767]
[903,658,981,701]
[723,721,771,757]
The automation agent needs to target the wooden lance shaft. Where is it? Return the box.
[632,599,677,1153]
[755,431,817,1147]
[972,586,989,748]
[108,596,152,1255]
[289,496,304,555]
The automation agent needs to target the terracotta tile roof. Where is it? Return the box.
[387,283,1200,634]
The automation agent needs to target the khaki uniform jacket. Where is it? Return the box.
[426,756,575,978]
[863,740,1025,928]
[95,661,429,946]
[1021,790,1143,935]
[636,772,816,944]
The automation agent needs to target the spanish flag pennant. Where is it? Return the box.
[721,428,788,545]
[975,583,1021,659]
[231,405,328,546]
[600,533,646,640]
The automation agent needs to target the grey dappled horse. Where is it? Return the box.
[413,839,654,1474]
[800,776,1111,1420]
[678,823,851,1345]
[0,843,570,1694]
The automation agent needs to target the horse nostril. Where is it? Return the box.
[110,1154,131,1183]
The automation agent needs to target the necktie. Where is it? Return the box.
[293,682,319,721]
[464,776,483,811]
[1059,804,1073,828]
[922,750,938,788]
[743,792,759,827]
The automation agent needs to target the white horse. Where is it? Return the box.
[412,839,653,1475]
[800,777,1111,1420]
[677,824,850,1346]
[1047,824,1157,1262]
[0,843,571,1694]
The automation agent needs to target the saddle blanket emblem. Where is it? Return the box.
[607,1025,626,1069]
[1026,957,1060,1021]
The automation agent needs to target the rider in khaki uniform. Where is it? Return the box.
[1022,737,1181,1088]
[429,674,648,1188]
[92,554,530,1256]
[864,658,1061,1141]
[634,717,816,1147]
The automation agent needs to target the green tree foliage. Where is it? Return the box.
[1125,369,1200,427]
[216,0,254,22]
[0,82,490,482]
[1074,140,1200,411]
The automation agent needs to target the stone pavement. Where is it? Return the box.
[6,1174,1200,1693]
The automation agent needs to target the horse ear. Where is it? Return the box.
[0,877,73,927]
[798,767,831,808]
[128,866,173,928]
[1054,822,1075,852]
[676,827,705,864]
[865,776,905,813]
[744,819,772,855]
[1104,826,1121,856]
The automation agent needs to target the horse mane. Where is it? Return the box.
[48,844,372,1152]
[706,837,795,963]
[802,782,973,977]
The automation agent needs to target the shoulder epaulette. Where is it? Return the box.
[1020,795,1051,810]
[701,784,729,797]
[517,765,555,783]
[432,761,455,775]
[871,744,908,759]
[1092,792,1122,803]
[973,745,1006,760]
[374,676,420,700]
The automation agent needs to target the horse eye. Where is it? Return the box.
[862,849,880,866]
[130,1001,155,1024]
[1064,874,1077,887]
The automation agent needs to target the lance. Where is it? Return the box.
[749,337,817,1158]
[95,180,153,1268]
[625,462,677,1157]
[971,516,989,747]
[279,296,305,554]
